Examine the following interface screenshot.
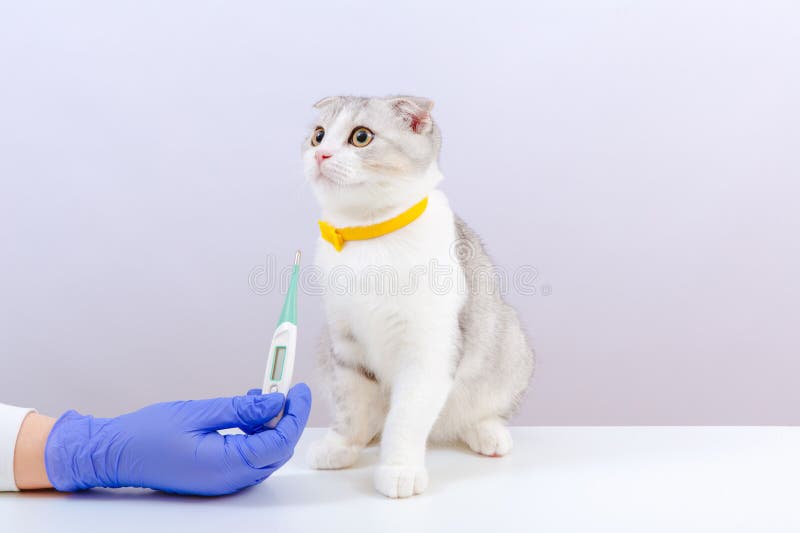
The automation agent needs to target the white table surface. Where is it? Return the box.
[2,427,798,533]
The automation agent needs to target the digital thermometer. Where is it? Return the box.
[262,250,300,428]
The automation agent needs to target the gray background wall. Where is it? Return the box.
[1,1,798,426]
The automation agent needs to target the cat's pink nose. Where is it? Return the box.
[315,151,332,165]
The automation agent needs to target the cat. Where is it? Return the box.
[303,95,534,498]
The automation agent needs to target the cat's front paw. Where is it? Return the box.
[307,436,361,470]
[374,464,428,498]
[461,418,513,457]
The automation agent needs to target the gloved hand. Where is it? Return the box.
[44,383,312,496]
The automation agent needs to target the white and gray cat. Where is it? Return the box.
[303,95,534,498]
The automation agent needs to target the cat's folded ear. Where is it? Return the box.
[313,96,342,110]
[387,96,434,134]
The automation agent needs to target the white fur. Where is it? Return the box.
[304,96,532,498]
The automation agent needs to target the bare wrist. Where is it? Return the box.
[13,412,56,490]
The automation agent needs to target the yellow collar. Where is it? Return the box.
[318,197,429,252]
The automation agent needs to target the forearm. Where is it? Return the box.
[13,412,56,490]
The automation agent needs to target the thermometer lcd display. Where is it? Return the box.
[271,346,286,381]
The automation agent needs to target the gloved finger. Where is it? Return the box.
[236,391,271,434]
[188,393,286,431]
[242,452,293,488]
[239,389,273,433]
[235,383,312,468]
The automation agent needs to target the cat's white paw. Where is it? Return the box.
[306,437,361,470]
[462,419,513,457]
[374,464,428,498]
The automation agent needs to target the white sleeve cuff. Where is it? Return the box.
[0,403,37,491]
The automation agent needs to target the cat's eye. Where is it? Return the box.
[311,127,325,146]
[349,127,374,148]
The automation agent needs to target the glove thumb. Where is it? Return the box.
[189,393,285,432]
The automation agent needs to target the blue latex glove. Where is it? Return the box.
[44,383,311,495]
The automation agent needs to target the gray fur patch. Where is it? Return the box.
[449,215,536,418]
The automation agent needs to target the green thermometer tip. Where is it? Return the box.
[277,250,300,326]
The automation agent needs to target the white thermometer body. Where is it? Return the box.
[262,322,297,427]
[262,251,300,428]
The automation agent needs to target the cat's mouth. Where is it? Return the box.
[314,167,365,188]
[314,169,345,187]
